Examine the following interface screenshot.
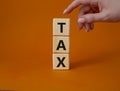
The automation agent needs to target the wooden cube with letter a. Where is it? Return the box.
[53,18,70,70]
[53,36,69,53]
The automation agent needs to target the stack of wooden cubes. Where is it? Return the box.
[53,18,70,70]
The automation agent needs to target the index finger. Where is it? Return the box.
[63,0,91,14]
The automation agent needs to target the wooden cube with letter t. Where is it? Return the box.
[53,18,70,70]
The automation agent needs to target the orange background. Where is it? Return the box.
[0,0,120,91]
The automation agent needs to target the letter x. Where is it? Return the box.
[56,57,66,67]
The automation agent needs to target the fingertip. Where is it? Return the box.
[84,24,90,32]
[90,23,94,30]
[78,23,83,30]
[63,9,67,14]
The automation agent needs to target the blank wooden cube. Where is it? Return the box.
[53,18,70,36]
[53,36,69,53]
[53,54,69,70]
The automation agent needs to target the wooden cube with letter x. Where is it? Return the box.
[53,54,69,70]
[53,18,70,70]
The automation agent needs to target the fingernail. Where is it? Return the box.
[78,18,85,23]
[85,24,89,32]
[63,9,67,14]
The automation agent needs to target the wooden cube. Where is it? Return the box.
[53,18,70,36]
[53,54,69,70]
[53,36,69,53]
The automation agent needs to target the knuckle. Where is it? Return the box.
[85,15,95,23]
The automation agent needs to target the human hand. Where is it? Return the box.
[63,0,120,32]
